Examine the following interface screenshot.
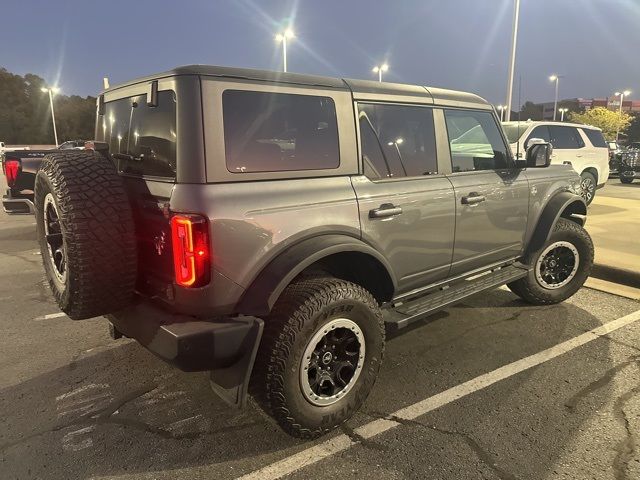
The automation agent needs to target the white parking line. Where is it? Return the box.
[34,312,66,321]
[238,308,640,480]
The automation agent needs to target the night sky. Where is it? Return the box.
[2,0,639,105]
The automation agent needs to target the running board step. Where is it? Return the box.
[384,265,528,331]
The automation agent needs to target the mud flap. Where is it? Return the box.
[209,317,264,408]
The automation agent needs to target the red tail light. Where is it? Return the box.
[3,160,20,187]
[170,214,210,288]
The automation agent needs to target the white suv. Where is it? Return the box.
[502,121,609,204]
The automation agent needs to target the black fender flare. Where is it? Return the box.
[525,191,587,256]
[236,234,397,316]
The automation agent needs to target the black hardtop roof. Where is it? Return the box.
[103,64,490,108]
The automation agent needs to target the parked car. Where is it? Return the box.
[502,121,609,204]
[619,145,640,184]
[33,65,592,439]
[1,141,87,213]
[0,142,30,161]
[607,141,623,176]
[0,141,30,154]
[58,140,86,150]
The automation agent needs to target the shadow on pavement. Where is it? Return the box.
[0,289,631,480]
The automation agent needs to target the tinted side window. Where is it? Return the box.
[98,91,177,178]
[444,109,509,172]
[582,129,607,148]
[359,113,390,179]
[358,103,438,178]
[548,126,584,149]
[526,125,550,146]
[222,90,339,173]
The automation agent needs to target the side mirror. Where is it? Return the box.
[525,137,544,149]
[526,141,553,168]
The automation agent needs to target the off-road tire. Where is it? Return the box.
[252,277,385,439]
[620,175,634,184]
[508,218,593,305]
[34,151,137,319]
[580,171,597,205]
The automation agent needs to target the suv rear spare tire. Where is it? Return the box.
[34,151,137,320]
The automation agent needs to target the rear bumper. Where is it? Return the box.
[2,188,34,214]
[106,300,263,407]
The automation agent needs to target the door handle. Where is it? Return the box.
[369,203,403,218]
[461,193,486,205]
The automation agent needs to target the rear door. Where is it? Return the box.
[548,125,585,166]
[96,86,180,297]
[352,102,456,292]
[443,109,529,275]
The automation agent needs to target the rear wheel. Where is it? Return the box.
[253,277,384,438]
[34,151,137,319]
[508,218,593,305]
[580,171,597,205]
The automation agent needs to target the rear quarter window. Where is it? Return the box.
[222,90,340,173]
[548,126,584,149]
[97,91,177,178]
[582,129,607,148]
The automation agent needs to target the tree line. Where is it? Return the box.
[0,67,96,145]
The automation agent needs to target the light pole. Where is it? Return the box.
[504,0,520,121]
[614,90,631,141]
[497,105,506,122]
[559,108,568,122]
[275,29,294,72]
[549,75,562,121]
[41,86,60,147]
[372,64,389,82]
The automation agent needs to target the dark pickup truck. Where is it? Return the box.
[2,141,85,214]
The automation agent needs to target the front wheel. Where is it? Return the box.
[508,218,593,305]
[252,277,385,439]
[620,173,634,184]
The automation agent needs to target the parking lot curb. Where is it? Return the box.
[591,263,640,289]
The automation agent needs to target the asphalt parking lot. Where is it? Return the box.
[1,180,640,480]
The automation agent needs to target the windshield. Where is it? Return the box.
[501,124,527,144]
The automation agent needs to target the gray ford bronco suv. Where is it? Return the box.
[34,65,593,438]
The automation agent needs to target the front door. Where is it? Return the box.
[352,102,456,293]
[443,108,529,275]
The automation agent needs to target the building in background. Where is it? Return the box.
[534,97,640,120]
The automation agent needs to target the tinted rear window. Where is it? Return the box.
[548,126,584,149]
[222,90,340,173]
[98,91,177,178]
[582,129,607,148]
[358,103,438,179]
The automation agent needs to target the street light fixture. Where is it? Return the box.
[372,63,389,82]
[275,28,294,72]
[41,86,60,147]
[614,90,632,141]
[549,74,563,121]
[558,108,568,122]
